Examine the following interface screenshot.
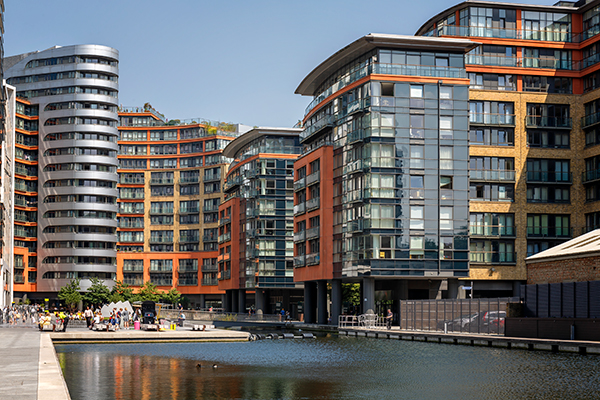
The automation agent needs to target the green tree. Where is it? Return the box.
[342,283,361,308]
[137,281,162,302]
[58,279,82,312]
[161,288,182,306]
[83,277,111,307]
[108,280,135,303]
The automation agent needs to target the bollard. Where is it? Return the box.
[444,322,448,334]
[571,325,575,340]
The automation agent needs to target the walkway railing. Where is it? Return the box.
[339,314,386,329]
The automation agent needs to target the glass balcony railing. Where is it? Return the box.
[306,252,320,266]
[344,219,364,233]
[120,176,145,184]
[219,217,231,226]
[204,174,222,183]
[343,190,364,204]
[469,252,516,264]
[149,237,174,244]
[149,208,173,215]
[306,197,320,211]
[178,265,198,273]
[306,171,320,186]
[294,177,306,191]
[306,226,320,240]
[469,170,515,182]
[202,234,218,242]
[202,278,218,286]
[294,255,305,268]
[218,232,231,244]
[180,176,199,184]
[293,230,306,242]
[201,263,218,272]
[582,112,600,129]
[294,202,305,216]
[373,63,466,78]
[525,116,572,129]
[150,178,174,185]
[469,225,516,237]
[437,25,573,42]
[582,170,600,183]
[469,113,515,125]
[178,279,198,286]
[526,171,572,183]
[347,129,365,144]
[301,115,335,141]
[123,278,144,286]
[526,226,572,238]
[180,207,200,214]
[180,235,200,243]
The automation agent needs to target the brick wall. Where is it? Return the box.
[527,255,600,284]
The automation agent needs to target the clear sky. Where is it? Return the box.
[4,0,554,127]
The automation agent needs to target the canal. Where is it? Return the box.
[55,333,600,399]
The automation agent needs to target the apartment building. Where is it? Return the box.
[117,109,247,308]
[218,127,303,315]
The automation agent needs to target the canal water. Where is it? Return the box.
[56,334,600,399]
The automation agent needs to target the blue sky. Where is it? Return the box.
[5,0,553,127]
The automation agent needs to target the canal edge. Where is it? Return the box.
[38,333,70,400]
[338,329,600,355]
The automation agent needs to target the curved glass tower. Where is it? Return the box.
[6,45,119,292]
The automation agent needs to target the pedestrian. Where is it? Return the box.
[84,306,93,328]
[386,309,393,330]
[122,308,130,329]
[118,308,123,328]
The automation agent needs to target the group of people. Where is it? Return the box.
[1,305,37,325]
[84,306,139,331]
[38,311,70,332]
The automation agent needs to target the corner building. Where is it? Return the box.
[218,127,303,315]
[295,34,477,323]
[5,45,120,294]
[417,0,600,297]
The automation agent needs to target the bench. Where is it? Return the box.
[192,324,215,331]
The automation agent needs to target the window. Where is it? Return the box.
[440,147,453,169]
[440,207,453,230]
[410,206,424,229]
[410,237,424,259]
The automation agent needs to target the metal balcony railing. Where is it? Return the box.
[525,116,572,129]
[526,171,572,183]
[526,226,572,238]
[469,252,517,264]
[469,113,515,125]
[469,224,516,238]
[469,170,515,182]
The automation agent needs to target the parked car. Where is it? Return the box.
[478,311,506,333]
[437,313,479,331]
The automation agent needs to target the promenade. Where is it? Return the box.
[0,326,41,400]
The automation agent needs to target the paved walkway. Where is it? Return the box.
[0,326,40,400]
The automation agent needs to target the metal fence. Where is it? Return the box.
[339,314,386,329]
[400,297,518,335]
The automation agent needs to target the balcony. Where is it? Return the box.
[343,190,364,204]
[469,252,517,264]
[344,219,364,233]
[179,207,200,214]
[148,236,174,244]
[180,235,200,243]
[202,278,218,286]
[120,176,145,184]
[347,129,365,145]
[15,166,36,177]
[469,170,515,182]
[583,169,600,184]
[294,202,305,216]
[343,159,363,175]
[150,279,173,286]
[436,25,573,43]
[149,208,174,215]
[218,232,231,244]
[178,265,198,273]
[301,115,335,141]
[15,198,37,208]
[526,226,572,239]
[202,205,218,213]
[119,192,144,200]
[306,252,320,266]
[526,171,572,184]
[122,265,144,272]
[201,263,218,272]
[204,174,222,183]
[306,171,320,186]
[202,234,218,243]
[180,176,199,184]
[582,112,600,129]
[178,279,198,286]
[150,178,174,185]
[306,197,320,211]
[219,217,231,227]
[123,277,144,286]
[469,225,516,238]
[306,226,320,240]
[223,175,241,191]
[294,177,306,191]
[218,270,231,280]
[149,266,173,273]
[526,116,572,129]
[293,230,306,242]
[469,113,515,126]
[294,255,305,268]
[465,54,573,70]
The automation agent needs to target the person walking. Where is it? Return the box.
[84,307,93,328]
[122,308,130,329]
[386,309,393,330]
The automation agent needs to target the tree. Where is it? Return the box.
[83,277,111,307]
[137,281,162,302]
[58,279,82,312]
[342,283,361,311]
[161,288,182,306]
[109,280,135,303]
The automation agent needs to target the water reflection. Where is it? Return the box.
[56,335,600,400]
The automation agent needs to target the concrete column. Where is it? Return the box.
[225,291,233,312]
[220,294,226,310]
[362,277,375,314]
[330,279,342,325]
[398,280,408,300]
[238,290,246,314]
[255,289,265,314]
[231,290,239,313]
[304,282,317,324]
[199,294,206,309]
[512,281,522,298]
[447,279,460,299]
[317,280,328,325]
